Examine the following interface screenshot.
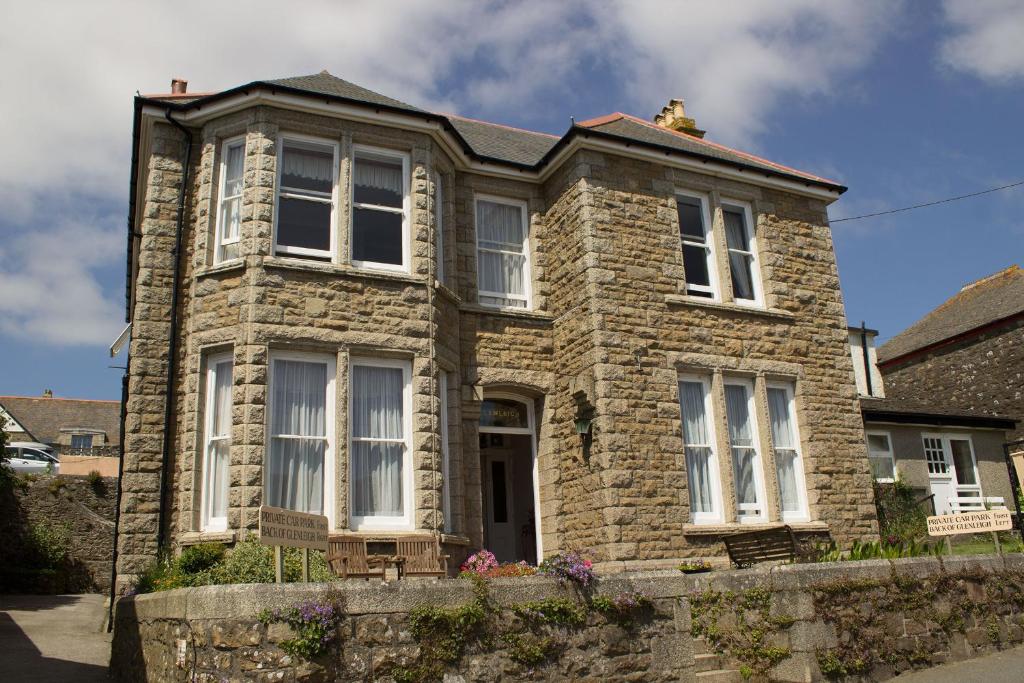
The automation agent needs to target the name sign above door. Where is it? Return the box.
[926,510,1012,537]
[258,505,329,551]
[480,399,529,429]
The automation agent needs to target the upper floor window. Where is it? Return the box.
[678,375,723,523]
[866,431,895,482]
[351,147,409,271]
[435,172,446,284]
[676,192,718,300]
[724,379,767,522]
[721,201,762,306]
[70,434,94,450]
[274,136,338,260]
[475,196,531,309]
[766,382,808,521]
[214,137,245,263]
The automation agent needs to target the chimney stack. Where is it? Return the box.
[42,389,52,398]
[653,98,705,138]
[170,78,188,95]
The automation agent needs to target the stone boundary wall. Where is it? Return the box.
[111,554,1024,682]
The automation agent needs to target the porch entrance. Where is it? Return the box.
[924,433,981,514]
[479,394,540,565]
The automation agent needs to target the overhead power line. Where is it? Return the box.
[830,179,1024,223]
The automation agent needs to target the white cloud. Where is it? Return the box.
[0,1,901,347]
[940,0,1024,82]
[0,213,124,346]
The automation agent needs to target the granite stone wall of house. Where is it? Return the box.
[110,555,1024,682]
[881,318,1024,441]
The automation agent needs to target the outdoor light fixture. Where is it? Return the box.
[574,417,593,436]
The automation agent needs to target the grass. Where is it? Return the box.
[942,532,1024,556]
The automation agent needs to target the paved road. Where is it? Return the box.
[0,593,111,682]
[896,646,1024,683]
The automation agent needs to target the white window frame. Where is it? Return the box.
[201,352,233,532]
[435,172,446,285]
[266,350,336,528]
[70,434,94,450]
[676,190,719,301]
[923,432,982,495]
[272,134,339,261]
[766,381,809,522]
[474,194,533,311]
[440,372,452,533]
[866,430,897,483]
[720,199,764,308]
[348,356,414,531]
[214,136,245,264]
[724,377,769,523]
[678,374,724,524]
[350,145,411,273]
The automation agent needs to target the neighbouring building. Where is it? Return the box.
[115,73,879,588]
[850,326,1018,516]
[0,393,121,457]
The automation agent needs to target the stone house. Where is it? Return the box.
[0,393,121,456]
[850,326,1018,517]
[115,73,878,587]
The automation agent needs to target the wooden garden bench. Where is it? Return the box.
[395,535,449,579]
[723,525,797,568]
[326,538,387,580]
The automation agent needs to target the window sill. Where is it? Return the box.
[179,530,238,545]
[195,260,246,278]
[460,302,554,323]
[435,281,462,304]
[263,256,426,285]
[665,294,795,322]
[682,521,828,536]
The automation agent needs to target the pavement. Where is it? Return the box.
[895,646,1024,682]
[0,593,111,682]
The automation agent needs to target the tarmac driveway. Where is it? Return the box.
[0,593,111,682]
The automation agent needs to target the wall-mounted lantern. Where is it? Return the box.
[574,416,593,438]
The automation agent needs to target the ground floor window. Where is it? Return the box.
[766,382,808,521]
[201,353,233,531]
[724,379,767,522]
[678,376,723,523]
[866,431,896,482]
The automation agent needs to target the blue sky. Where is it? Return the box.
[1,0,1022,401]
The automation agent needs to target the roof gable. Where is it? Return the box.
[879,265,1024,363]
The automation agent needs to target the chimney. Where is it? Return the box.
[653,98,706,138]
[42,389,52,398]
[170,78,188,95]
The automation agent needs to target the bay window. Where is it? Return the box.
[351,147,409,271]
[476,196,531,309]
[724,380,767,521]
[274,136,338,259]
[676,192,718,299]
[350,358,412,529]
[721,201,762,305]
[214,137,245,263]
[266,353,334,522]
[766,383,808,521]
[435,173,446,284]
[678,376,723,523]
[201,353,233,531]
[440,372,452,532]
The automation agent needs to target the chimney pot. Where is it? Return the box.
[171,78,188,95]
[653,97,706,138]
[42,389,52,398]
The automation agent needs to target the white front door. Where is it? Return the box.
[483,452,516,563]
[924,435,957,514]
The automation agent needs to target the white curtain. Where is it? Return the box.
[478,201,524,247]
[477,200,526,306]
[724,210,755,299]
[266,359,326,514]
[354,157,403,194]
[679,381,714,514]
[725,385,759,509]
[204,360,232,526]
[218,143,244,248]
[282,144,333,184]
[767,387,801,513]
[351,365,404,517]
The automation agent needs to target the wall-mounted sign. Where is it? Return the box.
[480,399,529,429]
[258,505,329,551]
[926,510,1012,537]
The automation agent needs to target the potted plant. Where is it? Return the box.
[677,559,713,574]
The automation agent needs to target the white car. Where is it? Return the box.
[4,445,60,474]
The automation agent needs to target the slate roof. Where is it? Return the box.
[860,396,1017,429]
[878,265,1024,364]
[142,72,842,190]
[0,396,121,446]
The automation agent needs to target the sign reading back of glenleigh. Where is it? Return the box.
[258,505,329,551]
[926,510,1013,537]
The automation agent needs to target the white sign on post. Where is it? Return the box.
[258,505,329,551]
[926,510,1013,537]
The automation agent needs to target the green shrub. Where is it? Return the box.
[177,543,226,575]
[28,521,71,569]
[874,478,928,544]
[46,476,68,495]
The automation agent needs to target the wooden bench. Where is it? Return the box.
[326,539,387,580]
[723,525,797,568]
[396,535,449,579]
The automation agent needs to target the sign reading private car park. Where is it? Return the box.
[926,510,1013,537]
[258,505,329,551]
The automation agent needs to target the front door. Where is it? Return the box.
[924,435,956,514]
[483,452,516,562]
